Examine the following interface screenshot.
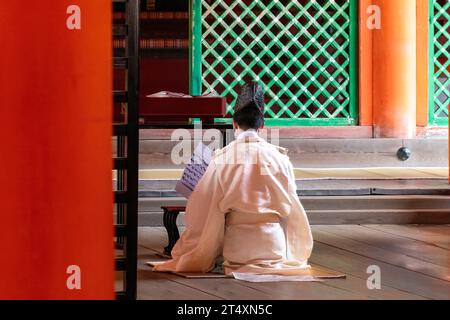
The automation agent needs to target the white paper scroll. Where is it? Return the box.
[175,143,213,199]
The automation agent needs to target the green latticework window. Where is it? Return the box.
[190,0,358,126]
[429,0,450,126]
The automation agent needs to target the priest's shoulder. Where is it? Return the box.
[212,141,236,158]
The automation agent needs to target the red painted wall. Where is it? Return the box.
[0,1,114,299]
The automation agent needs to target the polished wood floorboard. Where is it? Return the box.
[133,225,450,300]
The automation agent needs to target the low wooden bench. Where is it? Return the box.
[162,206,186,256]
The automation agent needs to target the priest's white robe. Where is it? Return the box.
[153,130,314,278]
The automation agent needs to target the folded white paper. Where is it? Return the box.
[175,143,213,199]
[232,272,322,283]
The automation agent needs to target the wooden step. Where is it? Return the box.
[307,209,450,225]
[136,138,449,169]
[134,195,450,226]
[136,195,450,212]
[135,208,450,226]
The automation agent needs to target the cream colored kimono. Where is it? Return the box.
[154,130,314,279]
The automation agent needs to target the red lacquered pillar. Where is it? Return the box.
[0,1,114,299]
[372,0,417,138]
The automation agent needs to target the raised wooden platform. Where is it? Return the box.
[113,135,450,226]
[136,179,450,197]
[125,225,450,300]
[131,138,449,169]
[138,126,448,139]
[126,179,450,226]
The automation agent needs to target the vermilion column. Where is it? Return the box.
[359,0,373,127]
[0,2,114,299]
[372,0,417,138]
[416,0,429,127]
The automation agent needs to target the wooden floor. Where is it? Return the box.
[132,225,450,300]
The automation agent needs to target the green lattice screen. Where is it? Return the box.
[429,0,450,126]
[190,0,358,126]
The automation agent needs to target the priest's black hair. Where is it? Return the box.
[233,102,265,130]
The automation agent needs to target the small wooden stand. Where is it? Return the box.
[161,206,186,256]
